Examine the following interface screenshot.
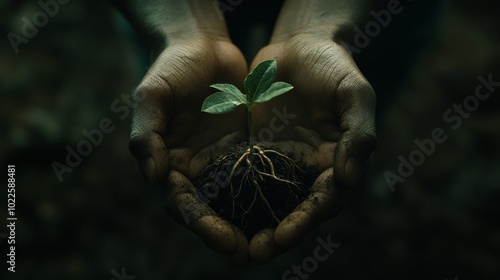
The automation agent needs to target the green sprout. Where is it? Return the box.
[201,59,294,157]
[200,59,301,225]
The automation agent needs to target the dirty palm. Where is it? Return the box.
[197,60,317,238]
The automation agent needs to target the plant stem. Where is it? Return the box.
[247,106,255,158]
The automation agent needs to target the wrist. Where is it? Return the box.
[269,0,370,47]
[112,0,230,53]
[160,0,230,44]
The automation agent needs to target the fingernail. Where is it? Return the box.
[142,157,156,184]
[345,157,361,187]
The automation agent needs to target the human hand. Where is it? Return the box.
[246,33,377,263]
[123,0,376,265]
[129,36,253,264]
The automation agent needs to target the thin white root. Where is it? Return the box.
[225,145,303,227]
[253,176,280,224]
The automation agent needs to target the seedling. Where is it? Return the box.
[200,60,309,235]
[202,60,294,156]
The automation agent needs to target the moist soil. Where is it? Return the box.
[194,142,318,238]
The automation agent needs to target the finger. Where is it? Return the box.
[334,77,377,189]
[129,84,171,185]
[163,170,249,261]
[274,168,344,248]
[249,228,286,264]
[231,225,250,266]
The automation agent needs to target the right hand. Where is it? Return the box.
[128,36,251,264]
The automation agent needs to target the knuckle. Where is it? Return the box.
[341,71,374,95]
[135,76,171,103]
[131,85,148,105]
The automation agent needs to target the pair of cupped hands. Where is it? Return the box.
[129,32,376,264]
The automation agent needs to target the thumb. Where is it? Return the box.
[334,80,377,189]
[129,84,171,185]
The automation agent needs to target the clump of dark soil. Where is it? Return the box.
[194,142,317,238]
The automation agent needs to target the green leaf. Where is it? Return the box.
[244,59,277,102]
[253,82,294,104]
[210,84,246,103]
[201,92,246,114]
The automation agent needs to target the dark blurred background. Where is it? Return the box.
[1,0,499,279]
